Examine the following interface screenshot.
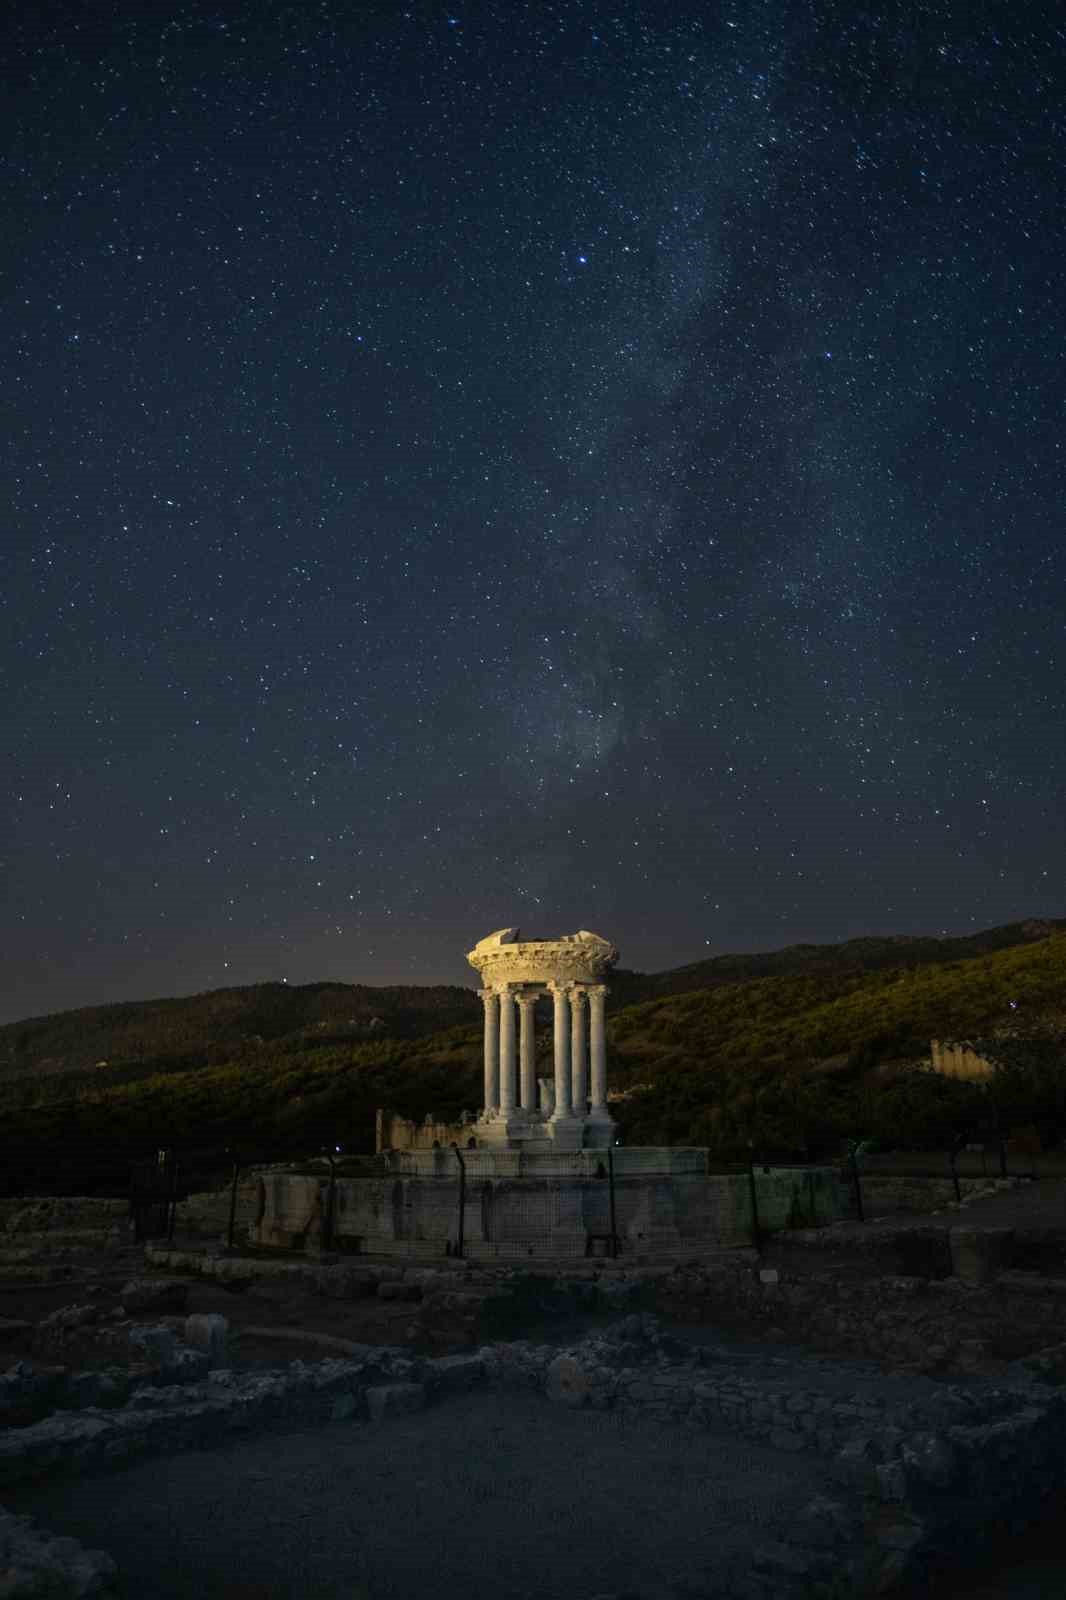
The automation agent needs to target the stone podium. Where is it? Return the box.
[466,927,618,1150]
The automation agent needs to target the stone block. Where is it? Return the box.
[120,1278,189,1313]
[315,1267,378,1300]
[365,1382,425,1421]
[949,1228,1014,1285]
[377,1281,421,1301]
[546,1354,592,1408]
[184,1313,229,1364]
[424,1354,485,1395]
[127,1324,177,1365]
[899,1432,957,1489]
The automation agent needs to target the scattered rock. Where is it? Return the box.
[365,1382,425,1421]
[37,1304,98,1336]
[119,1278,188,1314]
[127,1324,177,1365]
[0,1506,116,1597]
[546,1354,591,1408]
[184,1313,229,1365]
[377,1281,421,1302]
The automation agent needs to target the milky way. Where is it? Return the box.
[4,1,1064,1022]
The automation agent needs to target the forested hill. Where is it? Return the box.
[0,982,481,1079]
[608,917,1066,1005]
[0,929,1063,1190]
[3,916,1064,1080]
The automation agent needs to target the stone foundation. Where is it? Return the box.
[247,1157,841,1259]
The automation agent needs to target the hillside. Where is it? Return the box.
[3,916,1062,1080]
[0,927,1063,1194]
[0,982,481,1081]
[608,932,1066,1147]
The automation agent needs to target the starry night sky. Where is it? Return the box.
[5,1,1065,1025]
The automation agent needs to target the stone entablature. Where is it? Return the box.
[466,927,620,1150]
[466,927,618,988]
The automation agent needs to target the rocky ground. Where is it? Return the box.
[3,1178,1066,1597]
[3,1385,848,1600]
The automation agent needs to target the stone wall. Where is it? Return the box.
[247,1165,841,1259]
[656,1247,1066,1374]
[177,1178,261,1240]
[0,1197,136,1285]
[375,1108,475,1152]
[0,1198,128,1235]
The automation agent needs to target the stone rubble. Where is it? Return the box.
[0,1504,116,1598]
[1,1313,1064,1598]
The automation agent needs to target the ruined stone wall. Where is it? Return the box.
[931,1038,994,1080]
[375,1108,475,1152]
[848,1172,991,1216]
[178,1179,261,1240]
[0,1197,127,1234]
[6,1293,1066,1599]
[657,1249,1066,1374]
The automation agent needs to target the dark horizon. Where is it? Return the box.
[4,910,1063,1031]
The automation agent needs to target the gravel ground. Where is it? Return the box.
[4,1389,846,1600]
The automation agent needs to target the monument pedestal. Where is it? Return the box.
[474,1109,616,1151]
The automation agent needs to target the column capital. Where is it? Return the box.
[479,987,499,1004]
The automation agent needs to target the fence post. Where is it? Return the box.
[607,1146,618,1257]
[167,1154,179,1243]
[948,1141,962,1204]
[226,1157,241,1251]
[747,1147,762,1253]
[450,1143,466,1259]
[322,1152,337,1254]
[850,1148,865,1223]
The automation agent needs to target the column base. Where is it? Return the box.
[475,1110,541,1148]
[582,1113,617,1149]
[545,1115,584,1151]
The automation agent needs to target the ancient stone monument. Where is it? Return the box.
[467,927,618,1151]
[244,923,842,1259]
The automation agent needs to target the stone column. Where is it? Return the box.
[550,983,572,1118]
[570,987,588,1118]
[518,993,537,1112]
[498,987,517,1115]
[480,989,499,1113]
[588,985,608,1115]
